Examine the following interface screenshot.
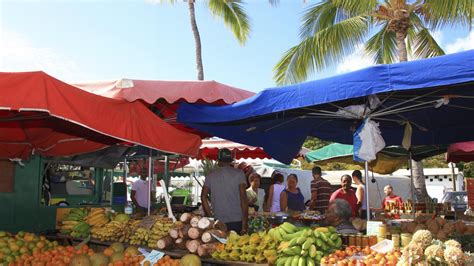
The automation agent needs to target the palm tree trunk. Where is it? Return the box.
[396,32,408,62]
[396,29,430,202]
[188,0,204,80]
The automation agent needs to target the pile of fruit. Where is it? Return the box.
[0,231,59,265]
[59,208,92,238]
[146,255,180,266]
[320,246,401,266]
[14,238,144,266]
[147,217,175,249]
[401,217,474,240]
[90,215,138,243]
[398,229,473,266]
[211,231,277,263]
[248,216,270,233]
[272,223,341,266]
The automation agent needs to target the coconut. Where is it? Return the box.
[70,254,92,266]
[426,219,440,235]
[412,229,433,248]
[406,222,418,234]
[435,217,446,227]
[444,246,466,266]
[110,242,124,253]
[444,239,462,249]
[424,244,444,261]
[454,221,467,234]
[90,253,109,266]
[443,222,455,235]
[436,230,447,241]
[414,224,427,232]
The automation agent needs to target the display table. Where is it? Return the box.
[49,234,266,266]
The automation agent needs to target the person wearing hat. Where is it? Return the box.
[201,148,249,234]
[131,167,156,213]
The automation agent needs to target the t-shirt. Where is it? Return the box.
[310,178,332,214]
[382,195,403,210]
[204,166,247,223]
[330,188,358,217]
[131,179,156,208]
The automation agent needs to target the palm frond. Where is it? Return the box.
[417,0,472,30]
[364,23,398,64]
[410,27,445,59]
[300,1,350,38]
[332,0,378,15]
[208,0,251,45]
[274,16,369,85]
[268,0,279,7]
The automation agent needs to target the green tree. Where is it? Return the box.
[274,0,472,201]
[159,0,250,80]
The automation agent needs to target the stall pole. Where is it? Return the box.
[147,150,152,216]
[408,152,416,219]
[164,155,170,188]
[450,163,457,191]
[364,161,370,221]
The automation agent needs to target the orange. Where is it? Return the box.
[103,248,114,257]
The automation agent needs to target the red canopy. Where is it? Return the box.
[446,141,474,163]
[198,138,310,160]
[73,79,255,138]
[0,72,202,159]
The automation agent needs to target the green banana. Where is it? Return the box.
[297,256,306,266]
[284,256,292,266]
[313,230,320,238]
[276,257,289,266]
[319,232,329,242]
[309,244,317,258]
[282,230,305,241]
[296,236,307,245]
[308,258,316,266]
[274,228,283,241]
[300,250,308,257]
[334,238,342,248]
[280,222,298,234]
[291,255,300,266]
[330,233,339,241]
[302,238,315,250]
[288,238,299,247]
[315,239,323,248]
[328,226,336,234]
[283,246,302,256]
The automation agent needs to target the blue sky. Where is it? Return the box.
[1,0,473,92]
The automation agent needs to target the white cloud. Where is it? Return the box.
[336,47,375,74]
[446,31,474,54]
[0,30,85,82]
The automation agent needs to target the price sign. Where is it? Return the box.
[211,233,227,244]
[366,221,383,236]
[140,250,165,266]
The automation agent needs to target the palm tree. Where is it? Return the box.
[274,0,472,201]
[158,0,250,80]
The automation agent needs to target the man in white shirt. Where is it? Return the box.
[131,169,156,213]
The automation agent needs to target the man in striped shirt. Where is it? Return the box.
[309,166,332,214]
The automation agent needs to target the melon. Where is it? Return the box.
[124,246,139,256]
[109,252,124,262]
[114,214,130,223]
[110,242,124,253]
[70,254,92,266]
[90,253,109,266]
[180,254,201,266]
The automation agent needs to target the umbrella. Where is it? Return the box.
[177,50,474,164]
[306,144,447,174]
[446,141,474,163]
[198,138,310,160]
[73,79,255,138]
[0,71,202,160]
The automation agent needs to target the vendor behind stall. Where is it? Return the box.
[201,148,248,234]
[325,199,359,234]
[246,173,265,212]
[131,169,156,213]
[330,175,358,217]
[382,185,403,211]
[309,166,332,214]
[280,174,305,212]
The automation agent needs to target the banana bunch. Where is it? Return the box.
[86,208,109,227]
[90,219,140,242]
[147,218,175,248]
[211,231,278,264]
[271,223,342,266]
[59,208,88,235]
[129,227,150,246]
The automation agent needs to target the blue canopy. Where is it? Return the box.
[178,50,474,164]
